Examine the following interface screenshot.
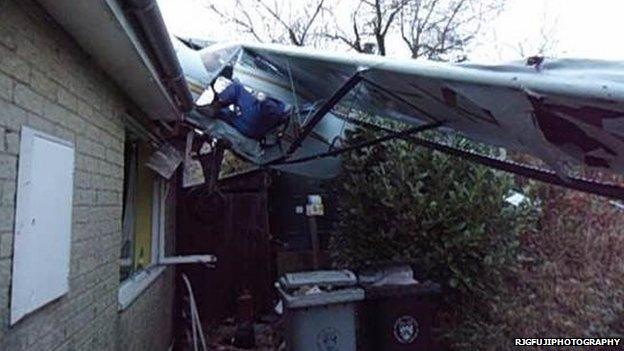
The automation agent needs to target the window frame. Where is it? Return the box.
[117,155,162,310]
[118,152,216,311]
[153,180,216,266]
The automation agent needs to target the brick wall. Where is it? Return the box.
[0,0,175,350]
[117,269,175,351]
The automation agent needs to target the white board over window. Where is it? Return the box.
[10,127,75,325]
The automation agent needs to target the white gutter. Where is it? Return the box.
[36,0,181,121]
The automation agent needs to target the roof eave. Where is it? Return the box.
[36,0,181,121]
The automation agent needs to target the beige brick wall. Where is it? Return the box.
[118,269,176,351]
[0,0,176,350]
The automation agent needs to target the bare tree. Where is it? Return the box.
[325,1,369,53]
[399,0,504,61]
[327,0,504,59]
[205,0,507,61]
[367,0,412,55]
[204,0,329,46]
[516,9,559,58]
[327,0,411,55]
[204,1,265,42]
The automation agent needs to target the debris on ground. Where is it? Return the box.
[206,317,284,351]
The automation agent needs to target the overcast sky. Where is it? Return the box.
[158,0,624,62]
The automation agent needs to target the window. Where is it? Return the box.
[118,132,216,309]
[120,137,156,281]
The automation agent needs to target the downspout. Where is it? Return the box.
[124,0,195,115]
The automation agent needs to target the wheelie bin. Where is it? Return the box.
[277,270,364,351]
[358,265,442,351]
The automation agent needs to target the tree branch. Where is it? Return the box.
[300,0,326,44]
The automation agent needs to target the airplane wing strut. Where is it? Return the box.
[339,115,624,201]
[273,68,448,166]
[284,70,367,157]
[268,120,444,166]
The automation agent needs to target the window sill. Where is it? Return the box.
[118,265,166,311]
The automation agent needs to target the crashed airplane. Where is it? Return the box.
[171,36,624,199]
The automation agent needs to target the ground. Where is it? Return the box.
[205,317,284,350]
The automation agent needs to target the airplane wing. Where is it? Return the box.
[187,41,624,182]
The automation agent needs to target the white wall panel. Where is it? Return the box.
[10,127,75,325]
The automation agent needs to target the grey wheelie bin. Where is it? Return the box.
[277,270,364,351]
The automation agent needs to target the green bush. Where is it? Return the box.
[330,127,539,348]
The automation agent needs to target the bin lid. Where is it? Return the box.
[277,286,365,309]
[278,270,357,290]
[363,281,442,299]
[358,265,417,286]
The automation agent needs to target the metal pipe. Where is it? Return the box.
[340,115,624,201]
[270,121,443,166]
[125,0,194,113]
[285,71,365,156]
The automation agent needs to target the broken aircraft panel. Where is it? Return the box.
[174,38,624,181]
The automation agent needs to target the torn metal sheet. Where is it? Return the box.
[146,143,184,179]
[182,131,205,188]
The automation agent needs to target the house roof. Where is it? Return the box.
[37,0,182,121]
